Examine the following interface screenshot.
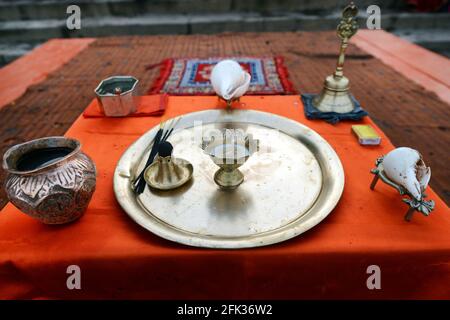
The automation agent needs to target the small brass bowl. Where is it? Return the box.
[144,155,193,191]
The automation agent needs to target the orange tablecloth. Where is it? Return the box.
[0,96,449,299]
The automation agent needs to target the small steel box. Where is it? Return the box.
[94,76,139,117]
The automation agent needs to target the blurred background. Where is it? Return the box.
[0,0,449,66]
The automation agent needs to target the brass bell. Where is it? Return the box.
[313,2,359,113]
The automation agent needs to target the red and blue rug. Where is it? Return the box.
[147,56,296,95]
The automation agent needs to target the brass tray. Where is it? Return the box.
[114,109,344,248]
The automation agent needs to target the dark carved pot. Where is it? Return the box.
[3,137,96,224]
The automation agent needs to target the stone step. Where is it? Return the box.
[393,29,450,58]
[1,12,449,43]
[0,42,40,66]
[0,0,406,21]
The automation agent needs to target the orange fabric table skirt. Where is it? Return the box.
[0,95,449,299]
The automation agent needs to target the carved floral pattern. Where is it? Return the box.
[5,152,96,224]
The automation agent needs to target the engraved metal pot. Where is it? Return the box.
[3,137,96,224]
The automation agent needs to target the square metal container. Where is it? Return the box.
[95,76,139,117]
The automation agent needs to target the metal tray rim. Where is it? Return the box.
[113,109,345,249]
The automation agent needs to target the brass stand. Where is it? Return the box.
[202,131,259,190]
[313,3,359,113]
[218,96,239,110]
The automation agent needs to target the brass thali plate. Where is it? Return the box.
[114,109,344,248]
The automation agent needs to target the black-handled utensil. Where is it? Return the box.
[134,127,164,194]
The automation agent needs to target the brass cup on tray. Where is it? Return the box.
[202,130,259,190]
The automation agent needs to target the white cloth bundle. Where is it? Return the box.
[210,60,251,101]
